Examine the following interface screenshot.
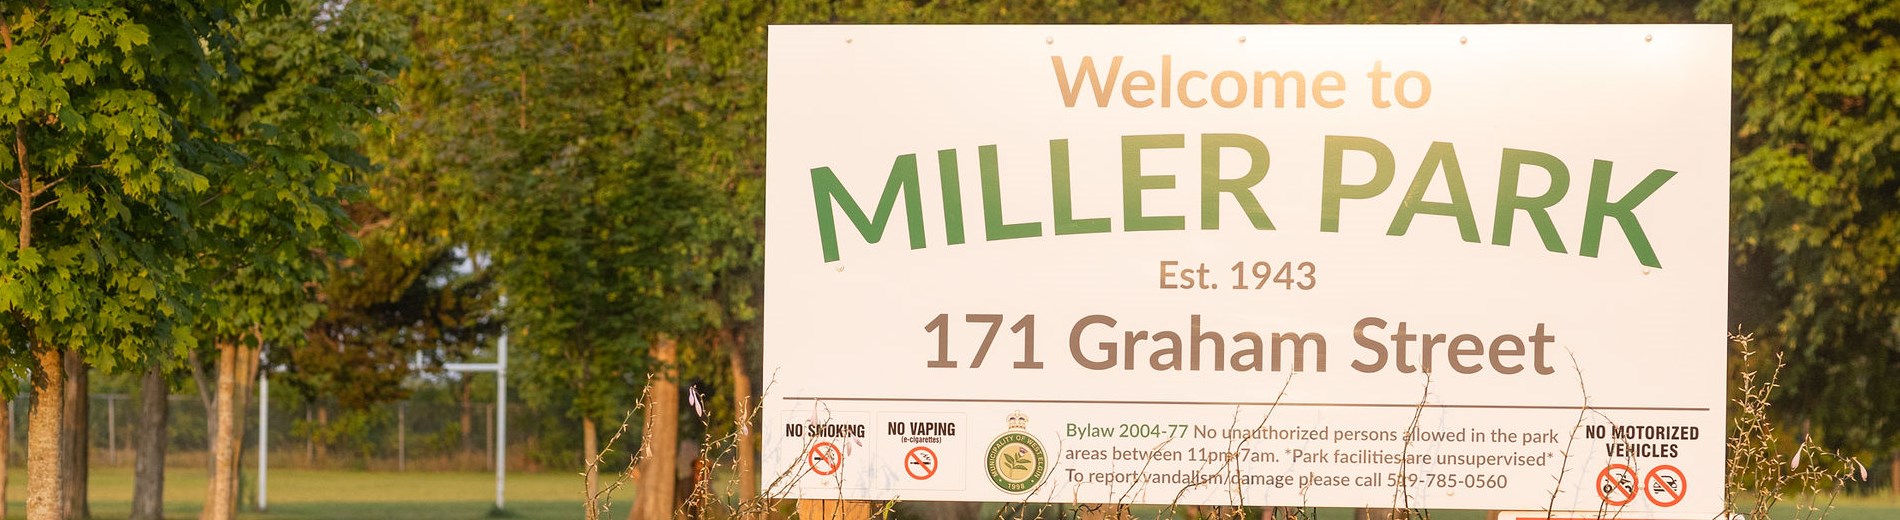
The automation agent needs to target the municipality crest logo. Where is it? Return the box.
[985,411,1046,494]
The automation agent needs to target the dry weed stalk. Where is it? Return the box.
[584,376,823,519]
[1547,349,1638,520]
[1542,350,1592,520]
[585,381,654,520]
[1725,333,1865,520]
[1386,373,1431,519]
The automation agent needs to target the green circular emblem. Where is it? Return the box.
[985,431,1046,494]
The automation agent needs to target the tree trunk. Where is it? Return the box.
[893,501,981,520]
[62,350,89,520]
[131,366,168,520]
[459,380,474,458]
[2,395,11,520]
[316,407,329,462]
[397,403,406,472]
[14,127,59,520]
[581,416,598,517]
[232,345,257,512]
[28,345,68,520]
[1890,451,1898,497]
[525,430,540,472]
[579,363,597,502]
[797,500,871,519]
[220,343,258,514]
[190,349,218,479]
[304,407,313,466]
[723,329,758,515]
[203,343,241,520]
[628,335,680,520]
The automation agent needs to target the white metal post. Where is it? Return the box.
[496,330,507,511]
[258,367,269,511]
[445,321,508,512]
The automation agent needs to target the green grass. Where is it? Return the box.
[3,466,586,520]
[1088,497,1900,520]
[1746,492,1900,520]
[983,502,1900,520]
[2,466,1896,519]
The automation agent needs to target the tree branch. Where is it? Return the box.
[351,216,393,237]
[31,197,56,213]
[0,12,15,52]
[29,176,61,197]
[11,130,25,178]
[189,349,216,414]
[14,125,30,251]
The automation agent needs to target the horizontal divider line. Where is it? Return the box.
[780,396,1708,412]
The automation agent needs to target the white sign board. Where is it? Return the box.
[764,25,1728,515]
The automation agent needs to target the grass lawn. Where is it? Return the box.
[1748,493,1900,520]
[2,466,1895,519]
[3,466,587,520]
[1079,496,1900,520]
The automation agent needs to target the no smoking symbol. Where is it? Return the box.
[905,446,938,480]
[1596,464,1638,507]
[1645,465,1686,507]
[808,442,843,476]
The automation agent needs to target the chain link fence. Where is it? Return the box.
[5,381,581,473]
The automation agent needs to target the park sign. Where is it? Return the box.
[763,25,1728,515]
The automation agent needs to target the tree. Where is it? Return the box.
[385,0,630,508]
[289,235,496,408]
[1,3,239,518]
[279,205,498,454]
[1706,0,1900,457]
[129,360,166,520]
[623,2,777,513]
[383,2,721,515]
[182,1,401,518]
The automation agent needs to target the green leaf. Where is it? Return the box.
[16,248,43,271]
[70,17,101,47]
[0,278,22,311]
[115,23,151,52]
[47,246,83,267]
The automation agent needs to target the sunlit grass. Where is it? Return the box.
[3,466,582,520]
[1,466,1895,519]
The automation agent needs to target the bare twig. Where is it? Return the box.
[29,175,61,197]
[1389,373,1431,516]
[1544,349,1591,519]
[1722,333,1863,520]
[0,13,16,51]
[582,409,638,519]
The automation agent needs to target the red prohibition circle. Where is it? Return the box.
[904,446,938,480]
[1595,464,1638,507]
[1644,465,1687,507]
[808,442,843,476]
